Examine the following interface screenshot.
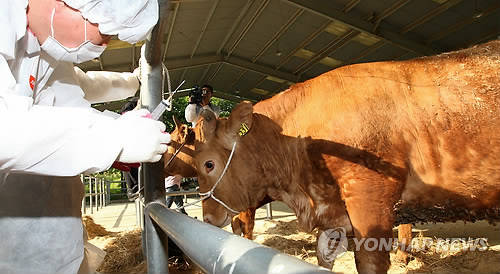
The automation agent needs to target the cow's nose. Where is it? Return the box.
[203,214,216,224]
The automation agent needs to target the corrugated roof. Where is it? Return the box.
[79,0,500,111]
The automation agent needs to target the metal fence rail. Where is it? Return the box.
[134,188,273,230]
[81,175,109,214]
[147,203,331,274]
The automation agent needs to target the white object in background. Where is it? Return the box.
[165,175,182,188]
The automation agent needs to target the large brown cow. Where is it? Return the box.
[190,40,500,273]
[166,117,414,268]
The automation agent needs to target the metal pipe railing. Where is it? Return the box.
[89,177,93,213]
[81,175,109,214]
[140,0,171,272]
[266,203,273,220]
[94,177,99,211]
[147,203,332,274]
[101,179,105,208]
[165,190,200,197]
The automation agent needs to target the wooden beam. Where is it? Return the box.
[426,2,500,43]
[81,54,299,85]
[372,0,411,32]
[226,0,270,58]
[400,0,463,34]
[226,55,299,83]
[294,29,360,74]
[275,20,331,70]
[344,40,386,65]
[460,29,500,49]
[190,0,220,58]
[166,55,223,70]
[217,0,255,55]
[105,40,143,51]
[162,2,180,61]
[284,0,438,55]
[342,0,361,13]
[252,8,304,63]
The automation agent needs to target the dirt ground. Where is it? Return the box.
[251,216,500,274]
[87,215,500,274]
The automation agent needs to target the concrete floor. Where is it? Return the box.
[84,196,295,232]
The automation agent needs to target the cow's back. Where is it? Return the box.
[393,41,500,208]
[254,40,500,209]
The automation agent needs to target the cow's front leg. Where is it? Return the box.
[240,207,257,240]
[231,208,257,239]
[342,176,401,274]
[231,215,243,236]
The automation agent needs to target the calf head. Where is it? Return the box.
[163,116,197,178]
[194,102,267,227]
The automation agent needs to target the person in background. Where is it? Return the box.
[165,174,188,215]
[0,0,166,273]
[185,84,221,127]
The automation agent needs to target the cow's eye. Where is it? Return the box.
[204,161,214,173]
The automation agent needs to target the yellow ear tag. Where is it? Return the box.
[238,122,249,136]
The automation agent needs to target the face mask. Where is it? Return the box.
[41,7,106,63]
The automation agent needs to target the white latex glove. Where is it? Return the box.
[133,67,141,82]
[165,175,182,188]
[115,109,171,163]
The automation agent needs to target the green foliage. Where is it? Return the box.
[96,168,122,182]
[160,96,237,132]
[161,96,190,132]
[212,97,237,118]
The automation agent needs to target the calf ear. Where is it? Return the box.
[173,115,182,130]
[198,109,217,142]
[225,101,253,143]
[185,127,195,145]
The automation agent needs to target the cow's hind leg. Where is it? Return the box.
[343,176,402,274]
[316,229,335,270]
[395,224,412,264]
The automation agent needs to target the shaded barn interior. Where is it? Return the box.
[79,0,500,111]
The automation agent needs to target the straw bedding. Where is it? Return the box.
[83,216,115,239]
[88,215,500,273]
[252,218,500,273]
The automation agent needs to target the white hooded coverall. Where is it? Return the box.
[0,1,140,273]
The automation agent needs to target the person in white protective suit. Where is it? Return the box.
[0,0,165,273]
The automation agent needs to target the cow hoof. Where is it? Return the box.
[395,250,412,265]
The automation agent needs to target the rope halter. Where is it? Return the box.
[178,141,240,214]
